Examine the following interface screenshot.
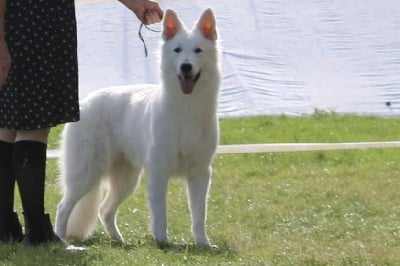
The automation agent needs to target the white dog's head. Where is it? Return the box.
[161,9,218,95]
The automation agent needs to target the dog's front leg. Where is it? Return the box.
[147,168,169,245]
[186,166,212,247]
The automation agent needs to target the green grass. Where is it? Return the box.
[2,112,400,265]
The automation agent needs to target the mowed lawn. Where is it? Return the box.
[1,112,400,265]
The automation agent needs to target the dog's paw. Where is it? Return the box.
[207,244,219,249]
[196,242,219,250]
[155,239,171,249]
[194,236,213,248]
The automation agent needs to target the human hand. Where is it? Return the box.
[0,38,11,90]
[119,0,163,25]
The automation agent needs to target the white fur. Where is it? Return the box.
[55,9,220,246]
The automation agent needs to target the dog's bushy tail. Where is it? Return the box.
[65,182,103,240]
[57,119,107,240]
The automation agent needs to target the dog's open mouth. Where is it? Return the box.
[178,71,201,94]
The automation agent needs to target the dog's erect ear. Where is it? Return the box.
[163,9,182,40]
[196,8,217,41]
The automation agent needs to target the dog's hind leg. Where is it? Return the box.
[186,166,212,246]
[56,122,107,240]
[99,160,141,242]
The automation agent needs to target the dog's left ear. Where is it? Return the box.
[196,8,217,41]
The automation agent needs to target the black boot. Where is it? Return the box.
[0,140,23,242]
[0,211,24,242]
[22,213,62,245]
[13,140,62,245]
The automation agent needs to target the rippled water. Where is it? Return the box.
[76,0,400,117]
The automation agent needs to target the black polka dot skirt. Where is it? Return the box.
[0,0,80,130]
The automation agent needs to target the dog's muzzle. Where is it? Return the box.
[178,63,201,94]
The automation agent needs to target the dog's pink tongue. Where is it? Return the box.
[180,79,195,94]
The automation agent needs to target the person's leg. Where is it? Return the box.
[14,128,49,216]
[0,129,23,242]
[13,128,61,245]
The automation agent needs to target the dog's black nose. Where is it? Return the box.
[180,63,192,74]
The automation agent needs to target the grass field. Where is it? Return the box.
[1,112,400,265]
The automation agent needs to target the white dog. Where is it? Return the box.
[55,9,220,247]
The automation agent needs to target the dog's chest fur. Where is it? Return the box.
[152,93,218,172]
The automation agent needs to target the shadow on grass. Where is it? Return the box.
[0,242,90,265]
[69,233,236,258]
[155,239,236,257]
[0,235,237,265]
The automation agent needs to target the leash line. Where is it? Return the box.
[138,23,161,57]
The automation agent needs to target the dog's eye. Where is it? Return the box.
[174,47,182,53]
[194,47,202,54]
